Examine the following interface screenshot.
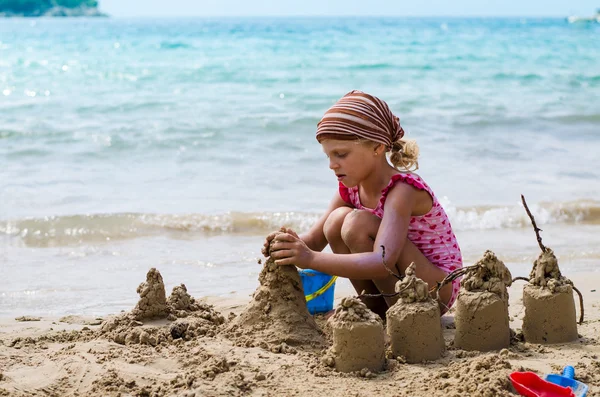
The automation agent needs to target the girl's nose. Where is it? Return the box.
[329,159,338,170]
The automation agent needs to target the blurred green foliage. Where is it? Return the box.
[55,0,97,7]
[0,0,98,13]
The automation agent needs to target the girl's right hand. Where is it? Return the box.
[262,227,300,257]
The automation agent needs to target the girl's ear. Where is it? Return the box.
[373,143,385,156]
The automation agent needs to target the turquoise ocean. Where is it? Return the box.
[1,17,600,316]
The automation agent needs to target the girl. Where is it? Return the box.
[264,90,462,317]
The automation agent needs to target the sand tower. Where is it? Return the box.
[518,195,579,344]
[521,248,578,343]
[225,234,324,349]
[131,268,169,320]
[386,263,444,363]
[327,297,385,373]
[454,250,512,352]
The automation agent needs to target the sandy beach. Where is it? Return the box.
[1,267,598,397]
[2,13,600,397]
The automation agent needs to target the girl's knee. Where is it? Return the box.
[341,210,379,249]
[323,207,353,243]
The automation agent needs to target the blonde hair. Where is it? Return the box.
[389,138,419,171]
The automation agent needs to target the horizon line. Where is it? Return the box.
[95,13,576,18]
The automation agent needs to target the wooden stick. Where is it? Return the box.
[357,280,414,300]
[359,292,401,299]
[573,285,585,324]
[521,194,547,253]
[433,264,481,303]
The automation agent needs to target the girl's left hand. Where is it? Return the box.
[269,232,314,269]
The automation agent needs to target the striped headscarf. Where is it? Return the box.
[316,90,405,147]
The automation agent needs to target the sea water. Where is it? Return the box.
[1,17,599,316]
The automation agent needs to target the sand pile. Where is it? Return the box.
[225,241,324,350]
[454,250,512,352]
[100,268,225,346]
[528,248,572,292]
[130,267,169,320]
[324,297,385,373]
[84,341,268,397]
[572,360,600,391]
[387,263,444,363]
[461,250,513,300]
[7,328,96,350]
[401,354,515,397]
[522,248,578,343]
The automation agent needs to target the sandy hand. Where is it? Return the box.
[269,232,313,269]
[261,227,299,257]
[279,227,299,239]
[261,231,278,257]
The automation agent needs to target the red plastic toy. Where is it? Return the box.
[510,372,576,397]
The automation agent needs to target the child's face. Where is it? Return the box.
[321,139,377,187]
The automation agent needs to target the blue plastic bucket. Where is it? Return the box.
[299,269,337,314]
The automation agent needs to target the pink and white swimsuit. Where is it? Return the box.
[338,172,463,310]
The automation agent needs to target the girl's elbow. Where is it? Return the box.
[374,253,402,278]
[370,260,398,279]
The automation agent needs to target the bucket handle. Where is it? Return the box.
[305,276,338,302]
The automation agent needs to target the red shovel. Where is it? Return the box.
[510,372,576,397]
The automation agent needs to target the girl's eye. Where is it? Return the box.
[335,152,348,158]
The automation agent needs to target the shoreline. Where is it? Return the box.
[1,272,598,396]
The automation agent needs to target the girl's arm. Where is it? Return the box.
[262,191,349,256]
[271,183,418,279]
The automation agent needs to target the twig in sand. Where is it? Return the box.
[512,277,530,283]
[358,279,415,300]
[521,195,585,323]
[572,285,584,324]
[432,264,486,312]
[521,194,547,253]
[433,265,479,297]
[355,245,404,301]
[359,291,404,299]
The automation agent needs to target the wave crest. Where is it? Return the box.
[2,200,600,247]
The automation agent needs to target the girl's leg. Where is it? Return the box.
[340,210,453,312]
[323,207,388,318]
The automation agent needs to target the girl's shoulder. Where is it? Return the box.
[338,172,437,217]
[385,172,431,196]
[383,173,445,222]
[378,173,436,207]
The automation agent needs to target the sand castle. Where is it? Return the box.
[522,248,578,343]
[454,250,512,352]
[386,263,444,363]
[518,196,580,344]
[225,233,324,350]
[325,297,385,373]
[100,268,224,345]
